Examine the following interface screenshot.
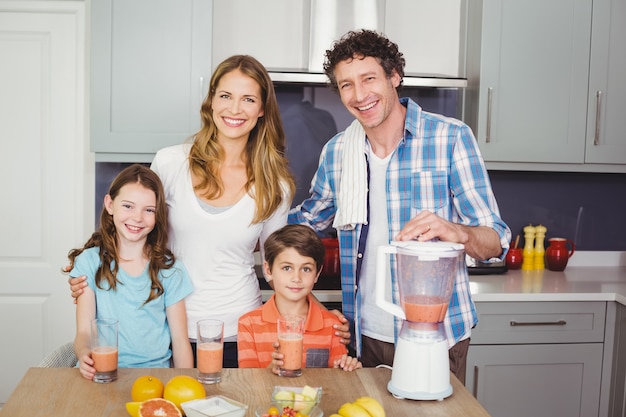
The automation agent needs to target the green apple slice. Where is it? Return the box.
[273,390,294,409]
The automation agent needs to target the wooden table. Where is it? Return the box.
[0,368,491,417]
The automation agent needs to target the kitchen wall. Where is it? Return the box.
[490,170,626,250]
[95,85,626,251]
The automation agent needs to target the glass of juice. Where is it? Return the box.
[90,318,118,383]
[277,315,304,377]
[196,319,224,384]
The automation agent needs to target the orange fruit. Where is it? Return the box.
[131,375,165,402]
[138,398,181,417]
[163,375,206,414]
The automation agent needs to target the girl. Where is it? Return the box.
[69,164,193,380]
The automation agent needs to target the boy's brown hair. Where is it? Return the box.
[264,224,326,272]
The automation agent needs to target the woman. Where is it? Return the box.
[150,55,297,367]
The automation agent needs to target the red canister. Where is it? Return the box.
[320,237,340,278]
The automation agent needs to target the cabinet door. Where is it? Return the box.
[212,0,309,72]
[90,0,212,158]
[474,0,592,163]
[384,0,461,77]
[467,344,602,417]
[585,0,626,164]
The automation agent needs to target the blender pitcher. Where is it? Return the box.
[376,240,464,400]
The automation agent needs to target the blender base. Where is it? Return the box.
[387,380,453,401]
[387,336,453,401]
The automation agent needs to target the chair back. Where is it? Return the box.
[38,342,78,368]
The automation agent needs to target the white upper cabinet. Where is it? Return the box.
[585,0,626,164]
[212,0,463,78]
[90,0,212,159]
[384,0,461,77]
[212,0,311,72]
[465,0,626,170]
[465,0,591,164]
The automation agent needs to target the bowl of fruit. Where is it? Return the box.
[255,385,322,417]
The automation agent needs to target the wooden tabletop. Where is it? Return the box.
[0,367,491,417]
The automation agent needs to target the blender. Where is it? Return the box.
[376,240,464,400]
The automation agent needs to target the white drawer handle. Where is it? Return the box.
[510,320,567,327]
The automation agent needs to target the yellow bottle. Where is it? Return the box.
[521,225,535,270]
[534,224,547,270]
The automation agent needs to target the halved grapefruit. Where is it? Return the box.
[138,398,182,417]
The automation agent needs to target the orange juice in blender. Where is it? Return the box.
[376,241,463,400]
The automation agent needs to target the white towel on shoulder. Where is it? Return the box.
[333,119,368,230]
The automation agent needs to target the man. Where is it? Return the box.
[288,29,511,383]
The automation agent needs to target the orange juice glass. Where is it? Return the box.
[277,315,304,377]
[90,318,118,383]
[196,319,224,384]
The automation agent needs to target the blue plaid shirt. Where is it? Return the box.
[289,98,511,355]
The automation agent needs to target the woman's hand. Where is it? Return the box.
[330,310,352,346]
[63,265,88,304]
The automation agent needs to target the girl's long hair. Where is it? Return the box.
[67,164,175,304]
[188,55,295,223]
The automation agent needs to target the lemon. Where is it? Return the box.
[125,401,142,417]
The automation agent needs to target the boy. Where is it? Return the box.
[237,224,361,372]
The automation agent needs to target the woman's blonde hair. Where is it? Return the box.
[189,55,295,223]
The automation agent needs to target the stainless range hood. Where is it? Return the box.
[268,71,467,88]
[266,0,467,88]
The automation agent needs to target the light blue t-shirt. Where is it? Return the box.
[71,247,193,368]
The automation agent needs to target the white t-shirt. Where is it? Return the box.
[360,150,395,343]
[151,144,290,340]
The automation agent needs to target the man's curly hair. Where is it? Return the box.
[323,29,405,94]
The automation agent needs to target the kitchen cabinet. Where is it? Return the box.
[605,302,626,417]
[90,0,212,161]
[212,0,463,78]
[212,0,310,72]
[464,0,626,170]
[585,0,626,164]
[466,301,605,417]
[384,0,461,77]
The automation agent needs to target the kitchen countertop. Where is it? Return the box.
[470,251,626,305]
[264,251,626,305]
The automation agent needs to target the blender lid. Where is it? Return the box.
[390,240,464,258]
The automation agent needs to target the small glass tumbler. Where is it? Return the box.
[91,318,118,383]
[197,319,224,384]
[277,315,304,377]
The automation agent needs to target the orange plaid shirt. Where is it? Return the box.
[237,294,347,368]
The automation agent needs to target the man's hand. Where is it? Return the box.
[330,310,351,346]
[395,210,503,260]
